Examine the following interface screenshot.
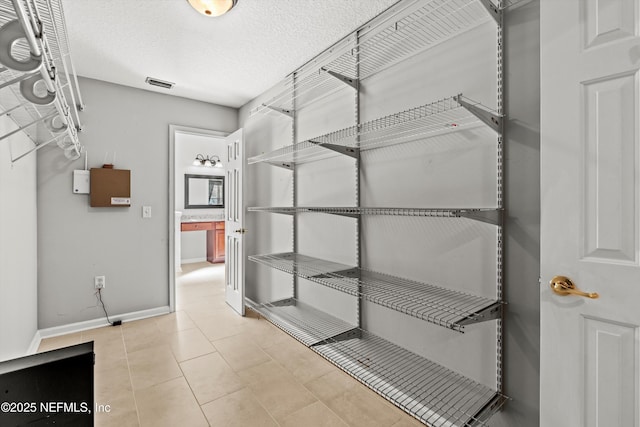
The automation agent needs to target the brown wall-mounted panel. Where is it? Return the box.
[90,168,131,207]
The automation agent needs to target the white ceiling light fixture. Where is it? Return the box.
[187,0,238,17]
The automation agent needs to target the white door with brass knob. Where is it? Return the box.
[224,128,245,315]
[541,1,640,426]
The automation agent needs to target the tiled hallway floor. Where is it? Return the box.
[38,262,423,427]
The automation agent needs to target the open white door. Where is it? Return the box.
[541,1,640,426]
[224,128,245,315]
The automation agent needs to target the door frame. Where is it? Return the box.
[168,124,230,312]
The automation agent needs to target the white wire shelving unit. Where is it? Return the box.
[247,0,511,425]
[0,0,83,163]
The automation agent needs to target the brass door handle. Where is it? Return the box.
[549,276,599,299]
[234,228,247,234]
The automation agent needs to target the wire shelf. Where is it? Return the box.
[248,206,503,226]
[314,331,507,427]
[0,0,83,161]
[249,253,501,332]
[0,71,69,142]
[248,95,497,166]
[247,297,507,426]
[250,0,500,118]
[250,36,357,117]
[245,297,357,347]
[357,0,494,79]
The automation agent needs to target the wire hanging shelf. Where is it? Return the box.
[0,0,84,163]
[250,35,357,117]
[314,331,507,427]
[246,297,506,426]
[245,297,357,347]
[249,253,502,332]
[250,0,503,119]
[248,94,499,166]
[356,0,495,80]
[248,206,503,226]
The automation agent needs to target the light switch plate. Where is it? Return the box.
[142,206,152,218]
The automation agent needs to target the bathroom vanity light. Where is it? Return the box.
[187,0,238,17]
[193,154,223,168]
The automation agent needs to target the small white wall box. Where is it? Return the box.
[73,170,90,194]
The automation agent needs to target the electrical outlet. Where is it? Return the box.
[94,276,105,289]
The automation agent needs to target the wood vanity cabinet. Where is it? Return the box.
[180,221,225,264]
[210,222,225,264]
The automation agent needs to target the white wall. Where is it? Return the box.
[37,77,237,329]
[0,116,39,361]
[175,131,227,263]
[239,2,540,426]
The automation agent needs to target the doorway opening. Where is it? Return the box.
[169,125,229,312]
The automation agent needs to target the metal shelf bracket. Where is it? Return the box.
[456,302,502,326]
[311,328,362,346]
[262,104,294,118]
[309,141,360,159]
[311,208,359,218]
[479,0,502,25]
[455,95,503,134]
[458,209,503,226]
[469,394,509,426]
[310,267,360,280]
[321,68,359,90]
[266,160,293,170]
[269,298,296,307]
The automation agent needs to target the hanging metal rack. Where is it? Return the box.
[0,0,83,163]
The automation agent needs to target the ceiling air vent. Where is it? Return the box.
[145,77,174,89]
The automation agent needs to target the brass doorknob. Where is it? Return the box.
[549,276,599,299]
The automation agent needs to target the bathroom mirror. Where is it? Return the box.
[184,174,224,209]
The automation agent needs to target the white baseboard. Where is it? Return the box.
[27,330,42,355]
[181,257,207,264]
[38,306,172,339]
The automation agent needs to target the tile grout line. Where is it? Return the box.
[120,325,143,427]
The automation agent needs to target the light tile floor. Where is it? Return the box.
[38,262,423,427]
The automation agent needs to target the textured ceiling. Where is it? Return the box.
[61,0,399,108]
